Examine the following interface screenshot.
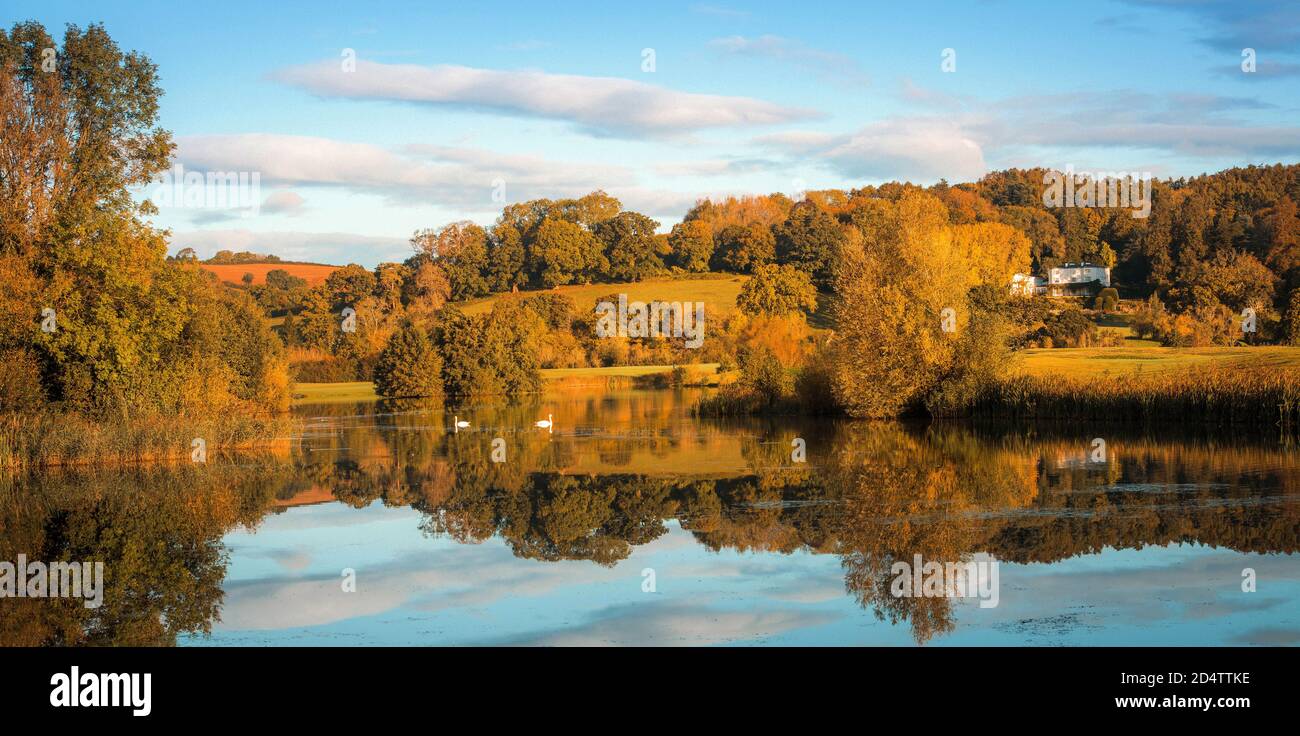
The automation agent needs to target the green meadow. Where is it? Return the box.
[1014,346,1300,378]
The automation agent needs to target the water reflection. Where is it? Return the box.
[3,387,1298,645]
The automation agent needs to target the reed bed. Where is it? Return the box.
[952,367,1300,432]
[0,412,294,471]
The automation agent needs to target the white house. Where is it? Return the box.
[1012,263,1110,298]
[1010,272,1047,296]
[1049,263,1110,288]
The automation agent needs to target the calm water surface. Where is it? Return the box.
[5,386,1298,646]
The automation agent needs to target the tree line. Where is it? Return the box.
[1,22,287,428]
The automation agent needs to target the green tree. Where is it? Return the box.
[374,323,443,397]
[1284,287,1300,346]
[325,264,377,308]
[532,217,607,287]
[265,269,306,291]
[434,302,543,397]
[774,202,846,288]
[411,221,490,299]
[667,221,713,271]
[0,22,207,414]
[1095,287,1119,312]
[486,224,526,292]
[736,264,818,317]
[596,211,662,281]
[712,223,775,273]
[738,345,792,408]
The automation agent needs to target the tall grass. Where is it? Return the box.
[949,367,1300,432]
[0,412,294,471]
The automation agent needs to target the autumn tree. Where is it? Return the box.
[532,217,608,287]
[401,255,451,322]
[832,192,987,418]
[1264,196,1299,276]
[712,223,775,273]
[0,22,287,417]
[774,201,846,288]
[411,221,490,300]
[736,264,817,317]
[595,211,662,281]
[666,220,714,272]
[949,222,1032,289]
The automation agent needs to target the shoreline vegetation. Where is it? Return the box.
[697,346,1300,431]
[0,413,293,471]
[954,367,1300,431]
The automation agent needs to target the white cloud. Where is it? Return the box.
[171,133,716,230]
[175,133,636,208]
[709,35,870,86]
[169,229,409,266]
[652,157,778,177]
[506,601,840,646]
[261,190,306,216]
[759,119,987,183]
[270,60,820,137]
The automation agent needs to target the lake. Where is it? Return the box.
[3,385,1298,646]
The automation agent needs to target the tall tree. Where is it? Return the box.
[411,221,490,300]
[595,211,662,282]
[532,217,607,287]
[774,201,846,288]
[667,220,714,272]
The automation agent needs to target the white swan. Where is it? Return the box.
[454,416,470,433]
[534,413,553,430]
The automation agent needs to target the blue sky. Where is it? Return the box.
[8,0,1300,266]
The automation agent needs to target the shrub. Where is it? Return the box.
[435,302,544,397]
[374,324,443,398]
[1094,287,1119,312]
[0,349,45,413]
[739,345,792,406]
[1039,307,1097,347]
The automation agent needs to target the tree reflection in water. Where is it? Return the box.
[4,396,1298,645]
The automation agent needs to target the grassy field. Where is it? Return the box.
[201,262,339,286]
[1093,311,1161,347]
[293,381,378,404]
[292,364,722,405]
[454,275,748,317]
[1014,346,1300,378]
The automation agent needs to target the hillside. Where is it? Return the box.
[453,274,750,317]
[201,262,340,286]
[1014,346,1300,378]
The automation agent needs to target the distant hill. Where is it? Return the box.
[201,262,340,286]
